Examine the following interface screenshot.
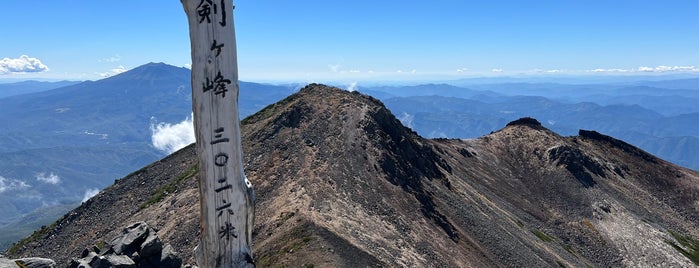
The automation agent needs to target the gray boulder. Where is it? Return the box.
[69,251,98,268]
[69,222,182,268]
[93,255,135,268]
[139,232,162,259]
[158,244,182,268]
[110,222,149,255]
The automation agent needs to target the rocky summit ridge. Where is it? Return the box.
[5,84,699,267]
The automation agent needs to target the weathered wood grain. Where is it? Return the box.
[181,0,255,267]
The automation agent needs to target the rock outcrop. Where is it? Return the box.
[6,84,699,267]
[69,222,182,268]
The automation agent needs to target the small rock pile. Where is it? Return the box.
[69,221,182,268]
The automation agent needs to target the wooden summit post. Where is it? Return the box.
[181,0,255,267]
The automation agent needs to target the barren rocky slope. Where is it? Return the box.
[6,84,699,267]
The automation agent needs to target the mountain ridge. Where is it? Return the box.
[0,63,297,251]
[0,80,80,99]
[6,84,699,267]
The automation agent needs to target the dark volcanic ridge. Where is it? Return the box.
[6,84,699,267]
[505,116,547,130]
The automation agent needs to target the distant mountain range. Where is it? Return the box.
[0,80,80,99]
[6,85,698,267]
[0,63,295,250]
[360,82,699,170]
[1,62,697,252]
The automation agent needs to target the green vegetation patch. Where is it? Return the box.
[508,216,524,228]
[139,164,198,210]
[258,223,315,267]
[7,222,57,256]
[96,240,106,251]
[556,260,567,268]
[532,229,554,242]
[281,236,313,254]
[666,231,699,265]
[564,245,577,255]
[258,236,313,267]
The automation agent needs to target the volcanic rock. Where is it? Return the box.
[6,84,699,267]
[68,221,181,268]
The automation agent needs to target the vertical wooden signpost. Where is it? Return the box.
[181,0,255,267]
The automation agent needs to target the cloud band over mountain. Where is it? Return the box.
[149,114,195,154]
[0,175,30,193]
[36,172,61,185]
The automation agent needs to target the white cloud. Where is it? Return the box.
[491,68,504,73]
[98,65,128,77]
[346,81,358,92]
[638,65,699,72]
[456,68,469,73]
[589,65,699,73]
[589,68,629,73]
[184,63,192,69]
[0,175,30,193]
[0,55,49,74]
[82,188,100,202]
[150,114,195,154]
[36,172,60,185]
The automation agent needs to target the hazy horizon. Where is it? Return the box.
[2,61,699,87]
[1,0,698,82]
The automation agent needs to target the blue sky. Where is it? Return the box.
[1,0,698,82]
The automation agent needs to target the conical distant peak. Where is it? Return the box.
[103,62,189,82]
